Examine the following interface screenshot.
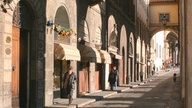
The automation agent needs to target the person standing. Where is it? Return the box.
[173,73,177,83]
[108,65,117,91]
[63,66,76,105]
[140,71,144,82]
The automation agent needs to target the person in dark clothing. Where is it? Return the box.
[63,66,76,105]
[173,73,177,82]
[108,65,117,91]
[140,71,144,82]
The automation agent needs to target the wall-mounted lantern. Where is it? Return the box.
[1,0,15,13]
[47,20,53,26]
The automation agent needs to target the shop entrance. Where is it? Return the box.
[12,28,33,108]
[54,60,69,98]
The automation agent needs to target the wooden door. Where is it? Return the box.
[79,68,89,95]
[12,26,20,107]
[120,60,125,84]
[95,71,99,91]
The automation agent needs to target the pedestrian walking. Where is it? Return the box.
[63,66,76,105]
[173,73,177,82]
[108,65,117,91]
[152,65,155,75]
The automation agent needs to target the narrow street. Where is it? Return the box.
[81,69,182,108]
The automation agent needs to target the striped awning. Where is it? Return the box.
[54,43,81,61]
[78,45,102,63]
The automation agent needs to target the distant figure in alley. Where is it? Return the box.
[173,73,177,83]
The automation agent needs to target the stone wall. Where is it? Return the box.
[0,0,47,107]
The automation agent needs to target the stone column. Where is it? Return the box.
[89,62,95,93]
[45,27,54,106]
[71,61,77,99]
[185,0,192,107]
[105,64,110,90]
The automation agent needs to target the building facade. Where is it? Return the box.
[179,0,192,107]
[0,0,46,107]
[0,0,153,108]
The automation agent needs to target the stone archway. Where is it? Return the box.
[150,28,179,40]
[150,30,179,71]
[129,32,135,82]
[120,25,127,84]
[11,1,36,107]
[53,5,71,99]
[10,0,46,108]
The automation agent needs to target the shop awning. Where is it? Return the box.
[110,52,122,60]
[99,50,112,64]
[78,45,102,63]
[54,43,81,61]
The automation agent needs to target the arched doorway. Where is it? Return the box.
[120,25,127,84]
[150,30,178,71]
[53,6,71,98]
[128,33,135,82]
[12,1,35,107]
[121,47,125,84]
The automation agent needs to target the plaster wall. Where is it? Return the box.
[149,4,178,24]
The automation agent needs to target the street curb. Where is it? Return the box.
[102,92,117,98]
[118,87,131,92]
[77,99,96,107]
[130,84,139,88]
[46,104,76,108]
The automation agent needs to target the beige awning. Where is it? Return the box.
[78,45,101,63]
[110,52,122,60]
[54,43,81,61]
[99,50,112,64]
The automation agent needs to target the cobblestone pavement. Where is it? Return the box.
[81,68,182,108]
